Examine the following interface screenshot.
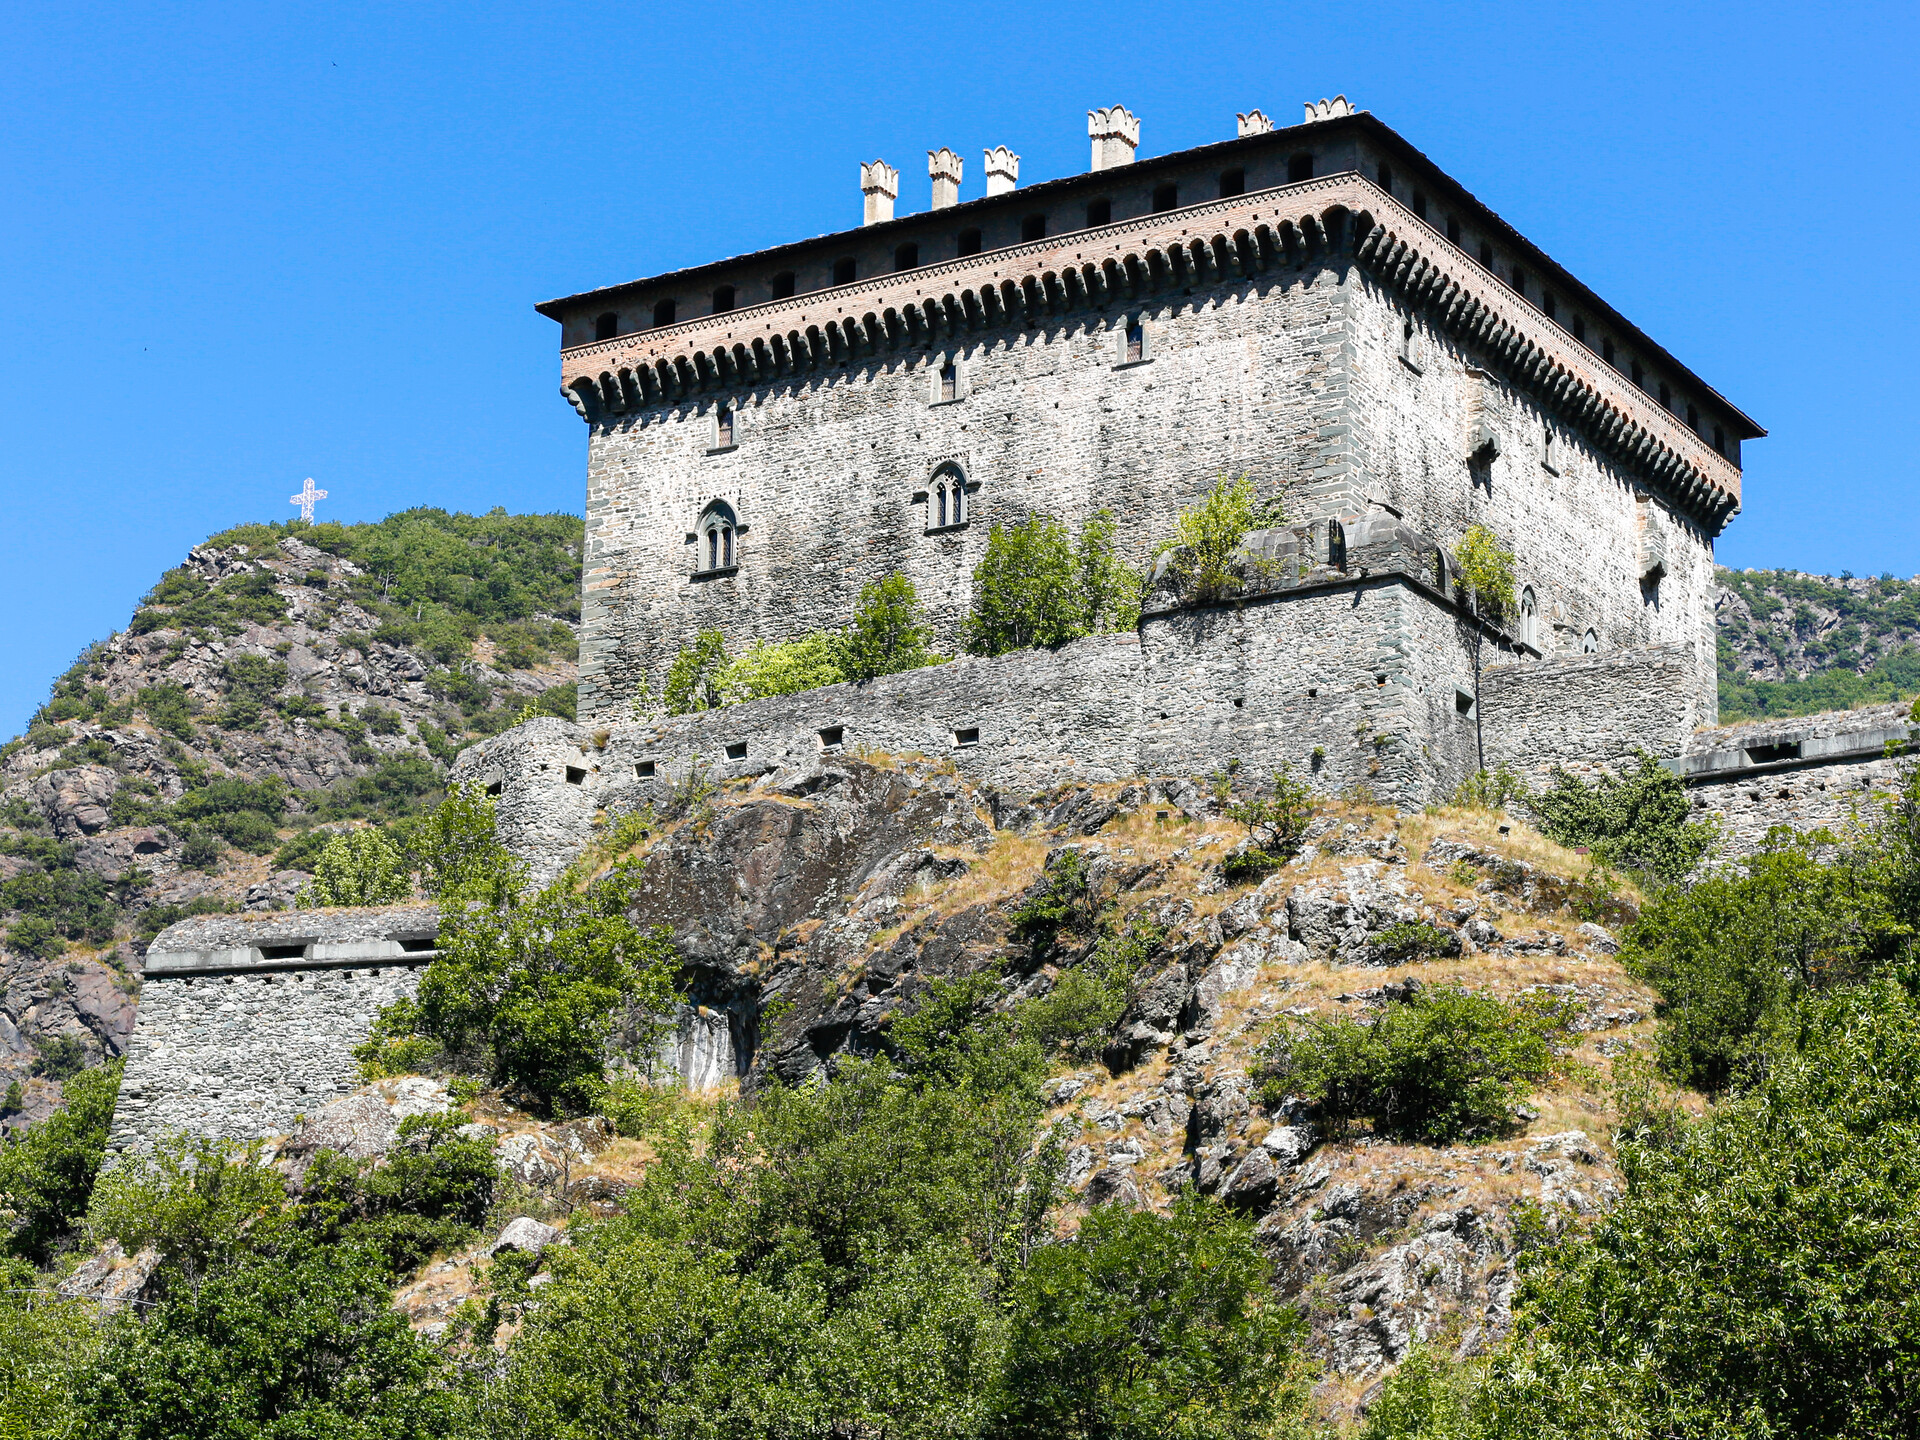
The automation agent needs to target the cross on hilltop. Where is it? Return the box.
[289,477,327,523]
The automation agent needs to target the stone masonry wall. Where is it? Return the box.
[1480,646,1703,784]
[578,256,1358,721]
[108,906,437,1157]
[1345,279,1721,723]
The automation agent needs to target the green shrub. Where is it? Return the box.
[296,1112,497,1276]
[1451,523,1516,617]
[964,510,1142,657]
[1528,751,1719,880]
[136,682,197,740]
[996,1192,1309,1439]
[663,629,728,715]
[836,571,937,680]
[214,654,289,729]
[178,828,223,870]
[303,828,412,907]
[394,782,520,902]
[135,895,234,941]
[1252,985,1567,1142]
[1009,848,1098,961]
[1220,765,1315,883]
[30,1033,89,1081]
[395,860,680,1114]
[1621,829,1895,1092]
[0,1061,121,1263]
[1450,764,1526,811]
[1368,921,1463,965]
[1159,473,1276,604]
[717,632,845,702]
[1017,918,1161,1060]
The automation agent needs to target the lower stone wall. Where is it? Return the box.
[1481,646,1702,784]
[1672,701,1915,858]
[110,964,422,1156]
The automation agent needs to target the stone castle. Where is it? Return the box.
[535,97,1759,806]
[120,98,1920,1154]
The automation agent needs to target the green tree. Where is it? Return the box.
[1252,986,1567,1142]
[965,511,1142,657]
[996,1193,1309,1440]
[0,1272,98,1440]
[0,1061,121,1265]
[1163,473,1270,604]
[662,630,728,715]
[403,861,680,1113]
[302,827,412,907]
[1528,751,1719,881]
[835,572,937,681]
[1451,523,1517,617]
[397,782,521,903]
[717,633,846,702]
[1621,829,1895,1092]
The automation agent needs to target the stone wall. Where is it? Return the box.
[1669,702,1916,857]
[1481,646,1703,784]
[109,906,437,1157]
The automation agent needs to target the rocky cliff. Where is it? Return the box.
[1716,565,1920,718]
[0,512,580,1126]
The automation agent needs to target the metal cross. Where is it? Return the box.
[289,477,328,523]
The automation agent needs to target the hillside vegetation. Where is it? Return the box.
[0,508,581,1124]
[1716,565,1920,719]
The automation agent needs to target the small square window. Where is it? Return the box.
[484,781,503,796]
[724,742,747,761]
[1021,213,1048,241]
[636,760,656,778]
[769,271,796,299]
[833,257,856,285]
[957,228,982,257]
[1455,686,1476,716]
[954,727,980,748]
[1218,167,1245,198]
[1151,183,1178,213]
[1288,154,1313,182]
[818,726,845,749]
[1085,198,1112,227]
[565,766,587,785]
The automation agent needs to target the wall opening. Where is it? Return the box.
[1021,213,1048,241]
[770,271,796,299]
[724,742,747,761]
[636,760,656,777]
[1288,153,1313,182]
[818,726,845,749]
[1126,321,1144,363]
[894,242,919,271]
[1412,191,1428,220]
[711,285,735,314]
[594,312,619,340]
[715,407,734,448]
[652,298,677,327]
[954,726,980,748]
[957,228,982,257]
[1151,183,1178,213]
[565,766,587,785]
[1376,162,1393,193]
[1218,167,1245,198]
[1085,197,1112,226]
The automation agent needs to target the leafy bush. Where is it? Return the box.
[394,860,680,1114]
[1621,828,1897,1092]
[663,629,728,715]
[717,632,845,702]
[297,1112,497,1275]
[1368,921,1463,965]
[963,510,1142,657]
[1159,473,1280,604]
[0,1061,121,1263]
[1450,764,1526,811]
[1389,982,1920,1440]
[214,654,288,729]
[997,1192,1309,1439]
[1018,918,1161,1061]
[1528,751,1718,880]
[134,894,233,942]
[836,571,937,681]
[30,1033,89,1081]
[394,782,521,903]
[136,682,197,740]
[1220,766,1315,883]
[303,828,412,907]
[1451,522,1516,616]
[2,850,144,956]
[1253,986,1566,1142]
[1009,848,1098,961]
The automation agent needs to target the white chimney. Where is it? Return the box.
[1237,110,1274,137]
[861,160,899,226]
[984,145,1020,196]
[1303,96,1355,124]
[928,148,964,209]
[1087,105,1140,171]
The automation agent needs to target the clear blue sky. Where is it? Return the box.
[2,0,1914,736]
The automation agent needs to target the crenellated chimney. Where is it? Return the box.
[1087,105,1139,171]
[860,160,899,225]
[984,145,1020,196]
[1303,95,1355,123]
[927,148,964,209]
[1237,110,1274,137]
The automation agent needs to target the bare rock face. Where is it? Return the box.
[58,1240,161,1314]
[614,757,998,1084]
[488,1216,561,1257]
[279,1076,452,1166]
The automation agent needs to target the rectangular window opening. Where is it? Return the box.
[1085,197,1112,227]
[953,727,980,748]
[1745,741,1801,765]
[770,271,795,299]
[818,726,845,749]
[565,766,588,785]
[724,742,748,761]
[484,781,503,796]
[716,407,734,447]
[636,760,656,778]
[399,937,437,954]
[1287,154,1313,182]
[939,361,956,402]
[1218,168,1245,198]
[1152,183,1178,213]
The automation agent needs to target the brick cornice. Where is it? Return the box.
[557,174,1741,531]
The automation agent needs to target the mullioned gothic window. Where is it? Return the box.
[697,501,739,574]
[1519,587,1539,650]
[928,465,969,531]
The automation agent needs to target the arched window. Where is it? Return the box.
[652,298,677,327]
[594,312,619,340]
[1519,587,1539,649]
[1218,168,1245,198]
[711,285,735,314]
[698,501,738,573]
[1582,628,1599,654]
[928,465,968,531]
[1152,183,1178,213]
[770,271,796,299]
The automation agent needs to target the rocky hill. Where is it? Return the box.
[0,510,581,1127]
[1716,565,1920,719]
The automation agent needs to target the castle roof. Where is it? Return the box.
[535,107,1762,446]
